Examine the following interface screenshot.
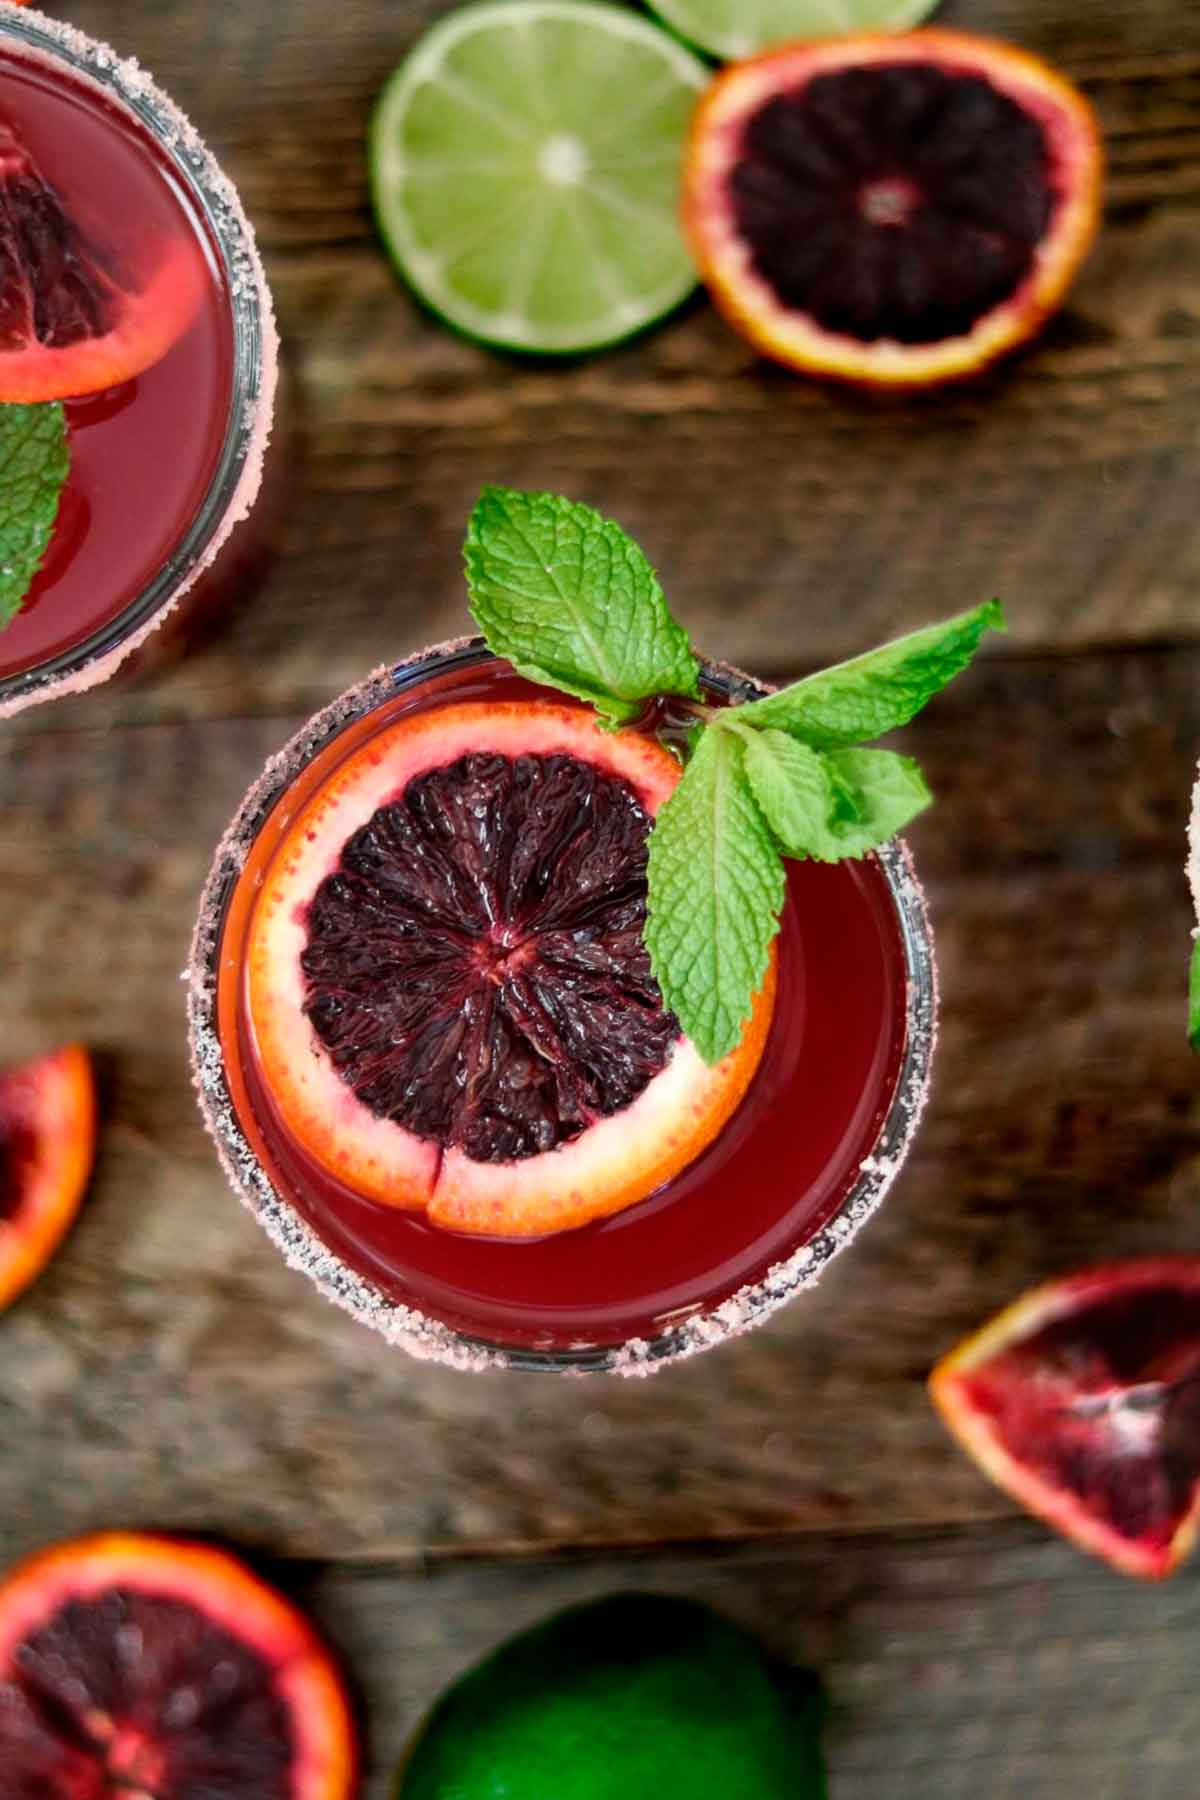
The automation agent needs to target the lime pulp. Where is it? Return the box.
[370,0,709,354]
[646,0,940,63]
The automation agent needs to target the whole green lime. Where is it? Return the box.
[396,1593,825,1799]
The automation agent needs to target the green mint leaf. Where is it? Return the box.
[737,728,931,862]
[734,599,1006,748]
[0,402,69,629]
[816,748,932,857]
[646,724,784,1064]
[1190,938,1200,1052]
[464,486,701,727]
[733,725,836,855]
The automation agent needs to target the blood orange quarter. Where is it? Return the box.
[246,698,775,1238]
[0,1042,95,1309]
[931,1258,1200,1579]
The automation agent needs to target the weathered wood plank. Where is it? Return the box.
[1,645,1196,1563]
[7,0,1200,740]
[300,1527,1200,1798]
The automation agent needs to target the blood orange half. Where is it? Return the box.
[684,30,1103,389]
[247,699,775,1239]
[930,1258,1200,1579]
[0,117,205,402]
[0,1532,357,1796]
[0,1043,95,1310]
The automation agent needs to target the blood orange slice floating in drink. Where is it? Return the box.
[0,115,205,401]
[247,698,775,1238]
[0,1532,357,1795]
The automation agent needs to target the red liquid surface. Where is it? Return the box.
[0,49,232,681]
[220,659,911,1354]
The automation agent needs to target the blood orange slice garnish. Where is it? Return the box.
[0,1532,357,1797]
[247,699,775,1238]
[0,1043,95,1310]
[930,1258,1200,1580]
[0,119,205,402]
[684,30,1103,389]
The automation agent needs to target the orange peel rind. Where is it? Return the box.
[684,30,1103,390]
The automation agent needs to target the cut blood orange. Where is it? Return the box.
[0,1043,95,1310]
[247,699,775,1238]
[0,1532,357,1796]
[930,1258,1200,1579]
[0,118,205,402]
[684,30,1103,389]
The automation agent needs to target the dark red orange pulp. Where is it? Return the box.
[0,1533,357,1797]
[931,1258,1200,1579]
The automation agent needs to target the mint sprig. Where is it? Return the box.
[733,599,1005,747]
[465,489,1005,1064]
[0,403,69,629]
[734,730,931,865]
[643,723,785,1065]
[465,486,701,726]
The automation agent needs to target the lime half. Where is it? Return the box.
[647,0,940,63]
[371,0,708,354]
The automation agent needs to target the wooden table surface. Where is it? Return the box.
[4,0,1200,1791]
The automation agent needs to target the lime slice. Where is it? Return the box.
[647,0,940,63]
[370,0,708,354]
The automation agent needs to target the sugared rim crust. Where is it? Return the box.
[189,640,937,1374]
[684,28,1104,390]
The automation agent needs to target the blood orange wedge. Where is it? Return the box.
[247,698,775,1238]
[683,30,1103,389]
[0,117,205,402]
[930,1258,1200,1580]
[0,1043,95,1310]
[0,1532,357,1796]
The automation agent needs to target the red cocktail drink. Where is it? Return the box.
[0,8,275,717]
[190,642,935,1373]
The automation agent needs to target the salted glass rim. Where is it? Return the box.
[0,6,277,716]
[188,638,938,1376]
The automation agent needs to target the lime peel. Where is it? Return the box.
[648,0,941,63]
[370,0,708,354]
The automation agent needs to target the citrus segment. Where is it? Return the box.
[648,0,939,65]
[930,1258,1200,1579]
[369,0,707,353]
[684,30,1103,387]
[0,1043,95,1310]
[0,121,206,402]
[432,959,775,1235]
[247,700,775,1237]
[0,1532,357,1796]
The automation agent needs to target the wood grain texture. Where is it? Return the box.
[4,8,1200,1784]
[2,646,1197,1564]
[300,1527,1200,1798]
[11,0,1200,741]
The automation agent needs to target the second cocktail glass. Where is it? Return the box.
[0,7,276,717]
